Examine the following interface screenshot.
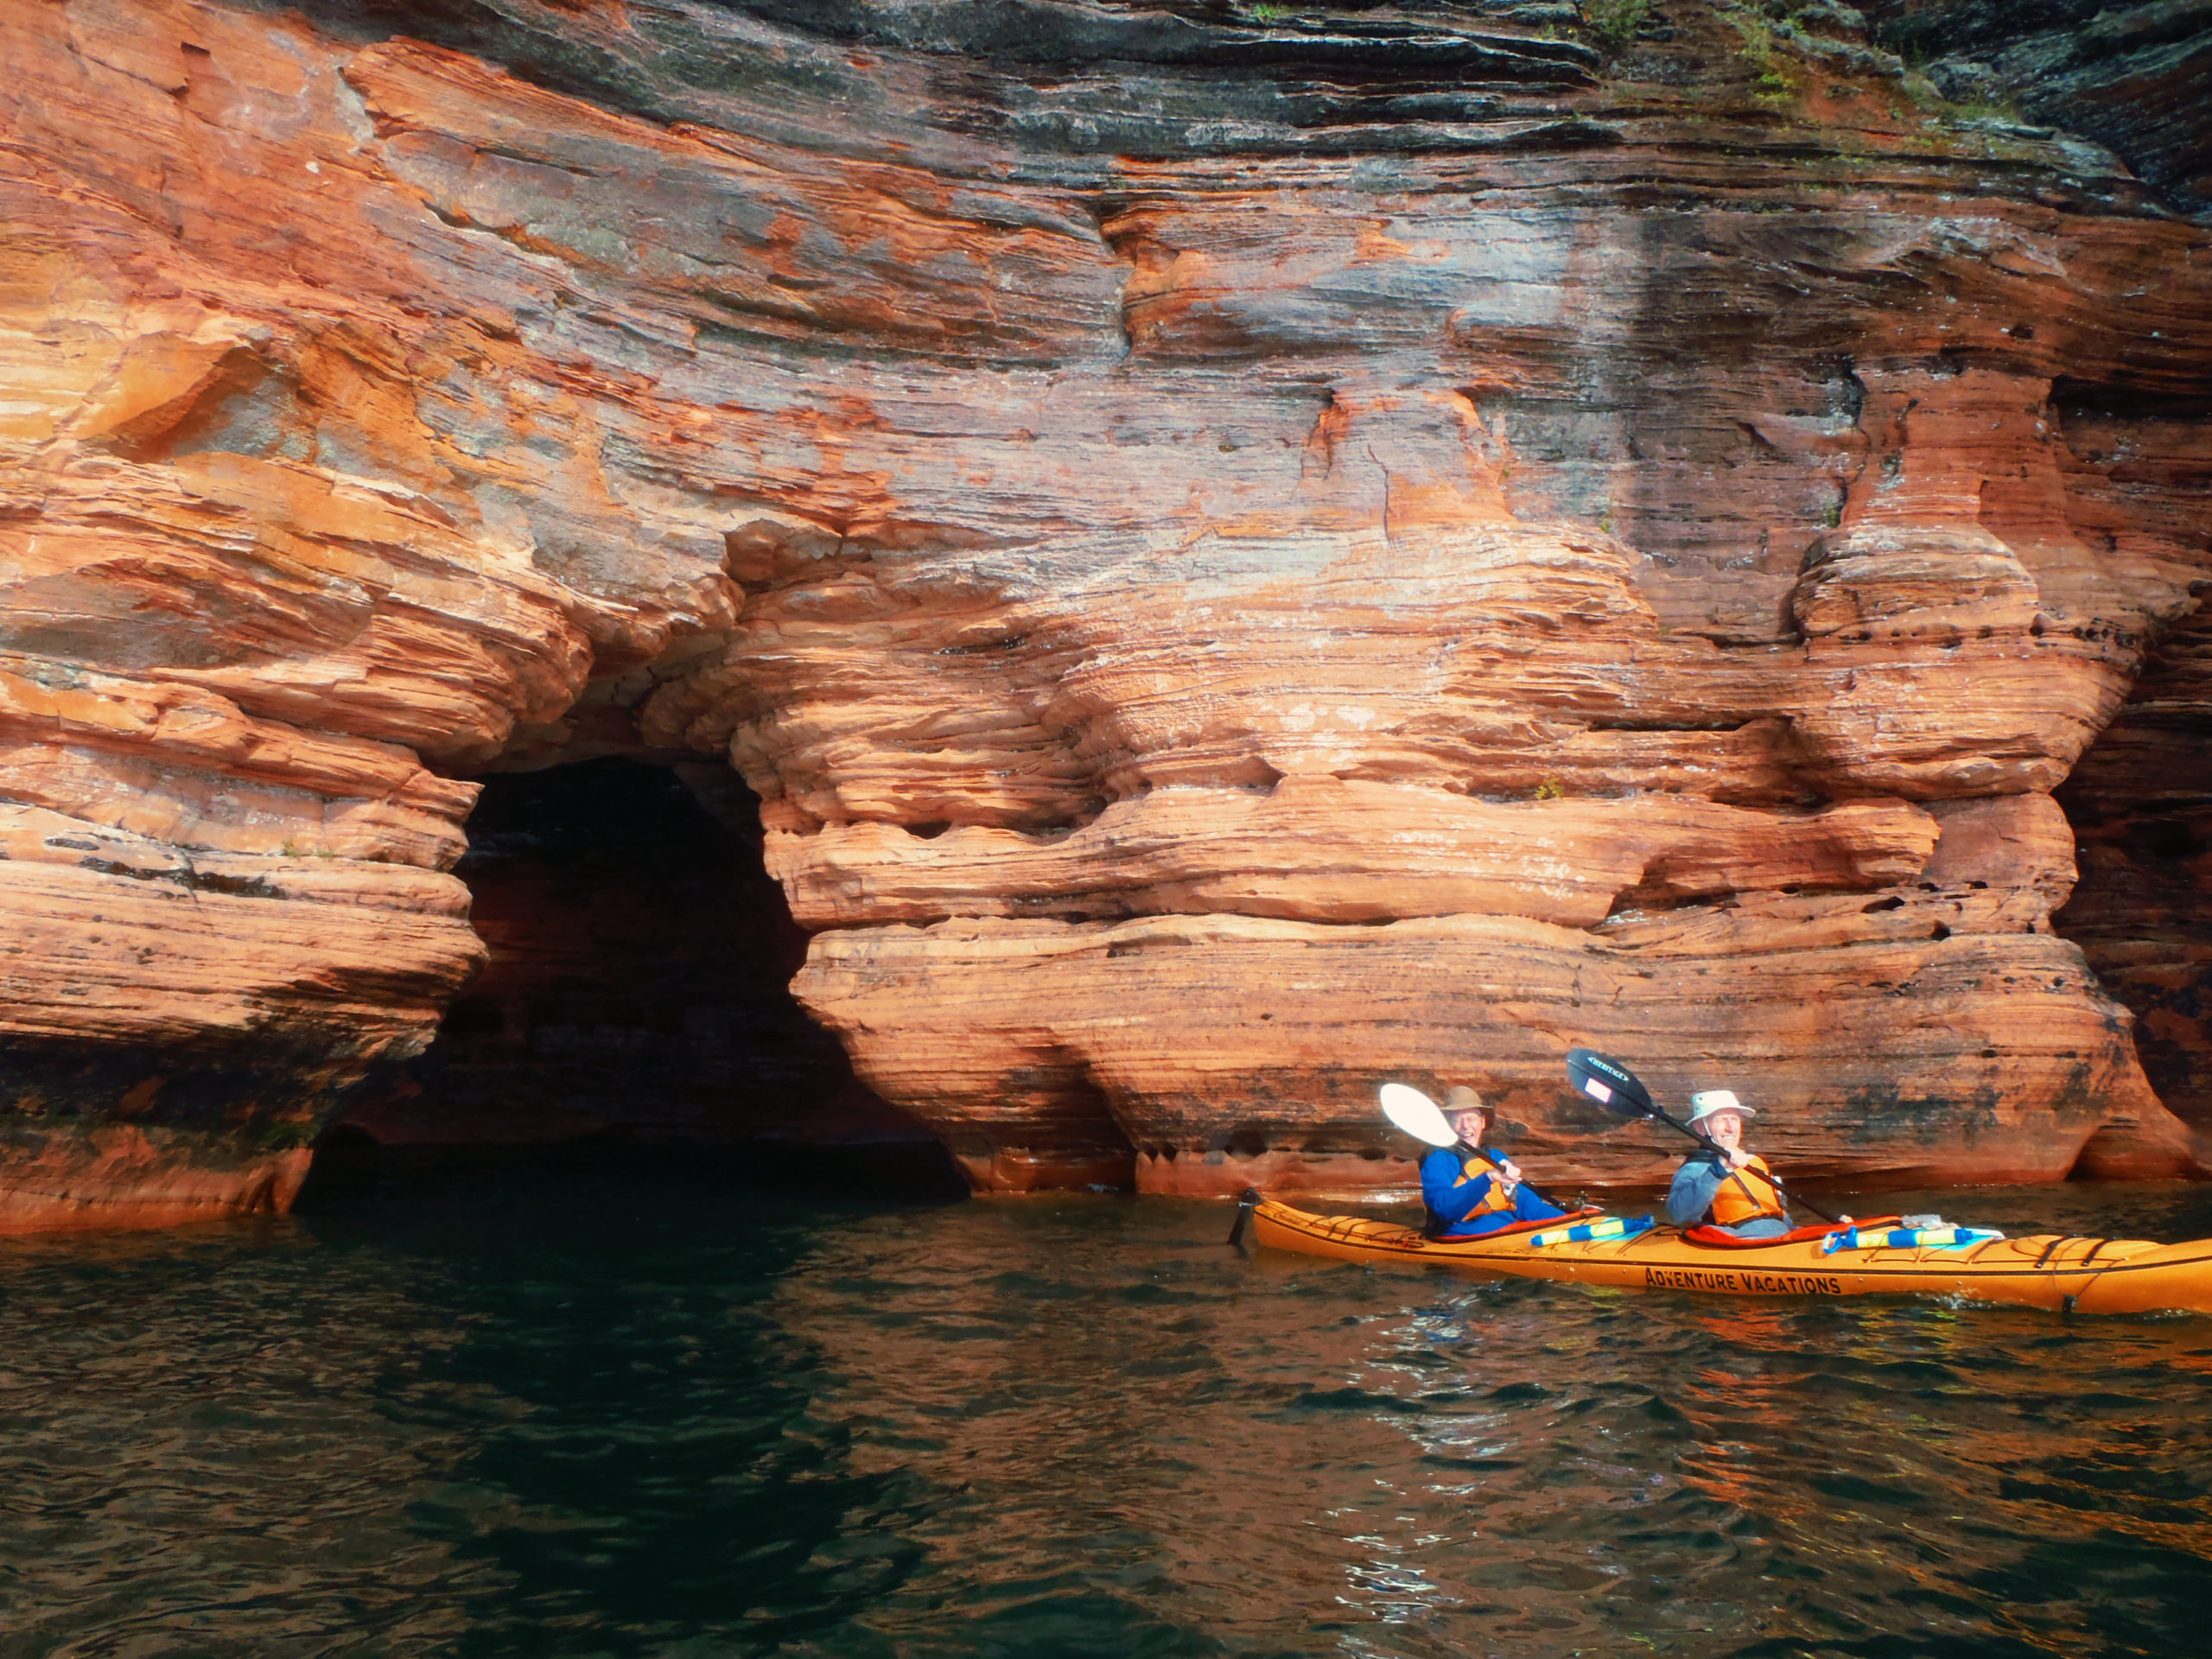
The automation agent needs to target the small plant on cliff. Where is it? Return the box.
[1720,3,1801,105]
[1535,777,1567,800]
[1949,97,2015,124]
[1580,0,1649,51]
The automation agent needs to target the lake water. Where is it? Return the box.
[4,1156,2212,1659]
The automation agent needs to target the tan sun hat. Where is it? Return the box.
[1444,1086,1491,1117]
[1686,1089,1755,1127]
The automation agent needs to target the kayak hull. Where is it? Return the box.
[1249,1198,2212,1316]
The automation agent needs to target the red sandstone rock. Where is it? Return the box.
[772,783,1939,930]
[793,896,2155,1199]
[0,0,2208,1223]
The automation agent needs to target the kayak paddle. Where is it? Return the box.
[1226,1185,1260,1249]
[1378,1082,1567,1211]
[1563,1048,1844,1225]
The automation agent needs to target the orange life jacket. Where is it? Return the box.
[1459,1156,1516,1217]
[1709,1154,1788,1226]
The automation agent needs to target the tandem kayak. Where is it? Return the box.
[1246,1196,2212,1316]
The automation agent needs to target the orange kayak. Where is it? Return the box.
[1249,1197,2212,1316]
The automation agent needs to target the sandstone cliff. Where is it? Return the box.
[2,0,2208,1223]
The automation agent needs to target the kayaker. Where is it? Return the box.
[1421,1087,1569,1239]
[1666,1090,1791,1238]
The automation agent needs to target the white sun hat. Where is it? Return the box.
[1686,1090,1755,1126]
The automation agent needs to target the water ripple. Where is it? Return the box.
[3,1171,2212,1656]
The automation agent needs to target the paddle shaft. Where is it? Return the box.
[1649,1109,1843,1225]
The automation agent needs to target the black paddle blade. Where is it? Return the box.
[1566,1048,1657,1119]
[1227,1187,1260,1249]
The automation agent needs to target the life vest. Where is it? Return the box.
[1421,1153,1516,1237]
[1459,1155,1516,1218]
[1708,1154,1788,1226]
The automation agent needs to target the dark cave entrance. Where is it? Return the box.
[2052,604,2212,1135]
[332,757,950,1185]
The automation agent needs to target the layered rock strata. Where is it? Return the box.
[1,0,2209,1220]
[1866,0,2212,216]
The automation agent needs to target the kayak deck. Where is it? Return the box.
[1249,1198,2212,1316]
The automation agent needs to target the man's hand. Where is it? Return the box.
[1725,1149,1754,1172]
[1497,1159,1522,1190]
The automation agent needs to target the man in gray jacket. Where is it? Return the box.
[1665,1090,1793,1238]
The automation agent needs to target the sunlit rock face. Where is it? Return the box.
[1,0,2209,1221]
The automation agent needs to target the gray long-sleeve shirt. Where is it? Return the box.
[1666,1154,1729,1224]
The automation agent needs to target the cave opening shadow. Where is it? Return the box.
[302,757,963,1206]
[2051,602,2212,1149]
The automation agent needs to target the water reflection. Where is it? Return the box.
[0,1170,2209,1656]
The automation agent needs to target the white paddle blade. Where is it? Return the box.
[1379,1083,1458,1148]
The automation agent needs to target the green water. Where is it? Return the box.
[4,1160,2212,1658]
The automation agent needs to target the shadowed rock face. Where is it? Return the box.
[1865,0,2212,216]
[1,0,2209,1223]
[337,757,930,1152]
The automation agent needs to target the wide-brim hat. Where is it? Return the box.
[1686,1089,1755,1126]
[1443,1085,1491,1117]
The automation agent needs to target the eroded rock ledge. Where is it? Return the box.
[1,0,2209,1222]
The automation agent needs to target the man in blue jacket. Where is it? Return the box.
[1421,1087,1568,1238]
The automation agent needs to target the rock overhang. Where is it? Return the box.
[0,0,2207,1219]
